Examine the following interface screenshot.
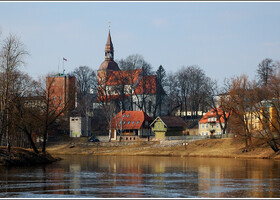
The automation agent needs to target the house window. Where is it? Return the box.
[132,121,135,124]
[127,114,130,118]
[216,124,219,128]
[137,121,140,124]
[123,121,126,125]
[202,124,204,128]
[119,121,121,125]
[206,124,208,128]
[128,121,131,125]
[202,132,204,135]
[123,114,125,118]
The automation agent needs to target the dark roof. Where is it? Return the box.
[153,116,187,128]
[98,60,120,71]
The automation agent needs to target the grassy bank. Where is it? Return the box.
[47,138,280,160]
[0,147,60,166]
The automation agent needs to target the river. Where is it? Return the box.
[0,155,280,198]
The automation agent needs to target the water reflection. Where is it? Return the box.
[0,156,279,198]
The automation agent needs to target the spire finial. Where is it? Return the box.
[108,21,111,30]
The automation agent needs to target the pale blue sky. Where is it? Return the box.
[1,2,280,85]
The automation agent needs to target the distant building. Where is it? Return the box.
[46,74,77,115]
[199,108,230,136]
[94,30,167,117]
[23,95,45,109]
[110,110,153,141]
[150,116,187,140]
[70,116,91,137]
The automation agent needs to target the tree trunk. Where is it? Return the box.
[42,129,48,154]
[267,139,279,153]
[24,129,39,154]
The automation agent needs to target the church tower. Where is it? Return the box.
[98,30,120,71]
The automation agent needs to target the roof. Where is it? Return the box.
[111,110,152,130]
[105,69,142,85]
[105,30,114,52]
[150,116,187,128]
[97,69,158,102]
[99,60,120,71]
[199,107,230,124]
[133,75,157,95]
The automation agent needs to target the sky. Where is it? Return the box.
[0,2,280,85]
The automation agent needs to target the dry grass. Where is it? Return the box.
[47,138,280,160]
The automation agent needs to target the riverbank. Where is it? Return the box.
[0,147,60,166]
[47,137,280,160]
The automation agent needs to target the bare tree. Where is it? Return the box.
[249,74,280,153]
[257,58,275,87]
[71,66,96,96]
[96,71,119,141]
[176,66,210,119]
[166,72,180,116]
[205,79,231,135]
[0,33,28,149]
[227,75,256,151]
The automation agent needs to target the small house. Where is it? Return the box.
[110,110,153,141]
[199,108,229,136]
[150,116,188,140]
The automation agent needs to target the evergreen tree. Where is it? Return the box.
[155,65,167,116]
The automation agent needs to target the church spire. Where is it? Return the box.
[105,30,114,61]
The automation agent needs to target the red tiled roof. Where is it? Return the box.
[105,69,142,86]
[199,108,230,124]
[111,110,152,130]
[97,69,158,102]
[133,75,157,95]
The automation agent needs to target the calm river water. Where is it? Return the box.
[0,155,280,198]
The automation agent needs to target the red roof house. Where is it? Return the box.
[110,110,153,141]
[199,107,230,136]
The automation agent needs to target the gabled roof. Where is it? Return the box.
[199,107,230,124]
[150,116,187,128]
[111,110,152,130]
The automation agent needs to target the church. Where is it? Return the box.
[94,30,167,117]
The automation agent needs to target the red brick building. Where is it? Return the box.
[46,74,76,115]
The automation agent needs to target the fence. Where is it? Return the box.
[164,134,234,141]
